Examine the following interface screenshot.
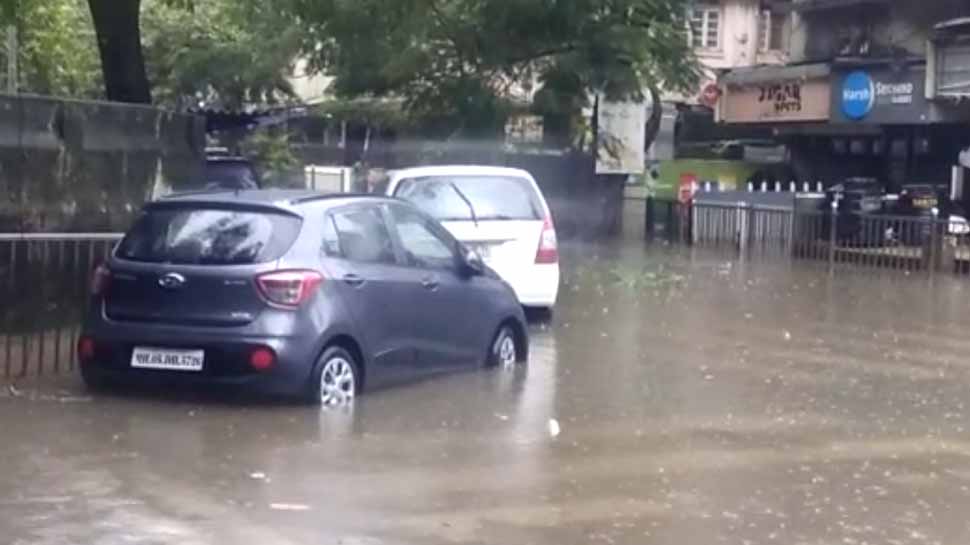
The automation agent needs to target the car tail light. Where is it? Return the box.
[248,346,276,372]
[77,336,96,363]
[535,217,559,264]
[90,264,111,296]
[256,270,323,308]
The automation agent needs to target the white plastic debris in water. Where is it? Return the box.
[269,503,311,511]
[249,472,267,481]
[548,418,561,437]
[784,331,792,341]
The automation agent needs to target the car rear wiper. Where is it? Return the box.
[448,182,479,227]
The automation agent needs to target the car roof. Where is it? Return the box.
[389,165,535,181]
[154,189,395,215]
[205,156,253,164]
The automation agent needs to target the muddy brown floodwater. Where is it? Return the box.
[3,240,970,545]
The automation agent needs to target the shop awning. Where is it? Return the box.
[773,124,883,137]
[791,0,889,13]
[720,63,831,87]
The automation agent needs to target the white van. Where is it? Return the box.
[385,165,559,310]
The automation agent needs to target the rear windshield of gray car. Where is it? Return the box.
[394,175,543,221]
[116,207,302,265]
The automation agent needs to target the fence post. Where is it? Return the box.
[666,200,675,242]
[928,207,941,275]
[680,202,691,245]
[829,200,838,272]
[737,201,749,253]
[645,196,655,241]
[685,199,697,246]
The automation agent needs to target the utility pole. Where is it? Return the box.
[5,24,16,93]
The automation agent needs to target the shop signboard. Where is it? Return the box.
[833,66,930,124]
[596,97,647,175]
[719,79,831,123]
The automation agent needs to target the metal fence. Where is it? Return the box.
[0,233,121,381]
[646,198,970,275]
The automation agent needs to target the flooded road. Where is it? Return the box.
[4,241,970,544]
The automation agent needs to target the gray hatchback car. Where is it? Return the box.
[79,190,528,405]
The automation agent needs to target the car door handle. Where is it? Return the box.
[342,274,366,288]
[421,276,439,291]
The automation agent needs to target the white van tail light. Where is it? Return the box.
[256,270,324,308]
[535,217,559,264]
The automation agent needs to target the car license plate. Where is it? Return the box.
[914,197,937,209]
[131,347,204,372]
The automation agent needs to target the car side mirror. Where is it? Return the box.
[457,244,485,276]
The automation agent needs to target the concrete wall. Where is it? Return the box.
[0,94,205,233]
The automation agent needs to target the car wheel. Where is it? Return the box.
[309,346,360,406]
[525,306,554,323]
[487,325,519,369]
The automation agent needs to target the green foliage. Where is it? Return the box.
[292,0,700,137]
[240,128,300,187]
[140,0,302,109]
[3,0,102,98]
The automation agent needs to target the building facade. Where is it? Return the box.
[715,0,970,197]
[676,0,788,104]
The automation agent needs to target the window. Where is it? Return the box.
[321,214,341,257]
[394,175,543,222]
[116,207,301,265]
[389,205,456,270]
[688,4,721,50]
[758,10,785,52]
[936,41,970,97]
[330,207,396,265]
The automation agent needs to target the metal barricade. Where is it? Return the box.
[0,233,122,380]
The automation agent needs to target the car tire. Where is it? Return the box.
[525,307,554,323]
[487,325,519,369]
[307,346,360,406]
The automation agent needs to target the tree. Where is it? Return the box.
[0,0,101,98]
[292,0,699,139]
[87,0,152,103]
[3,0,300,107]
[140,0,302,110]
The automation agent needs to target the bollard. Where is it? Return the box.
[761,181,768,192]
[817,181,824,192]
[829,200,838,272]
[789,181,796,193]
[774,181,781,192]
[747,182,754,192]
[803,181,809,192]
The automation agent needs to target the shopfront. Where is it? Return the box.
[718,61,970,194]
[827,62,970,194]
